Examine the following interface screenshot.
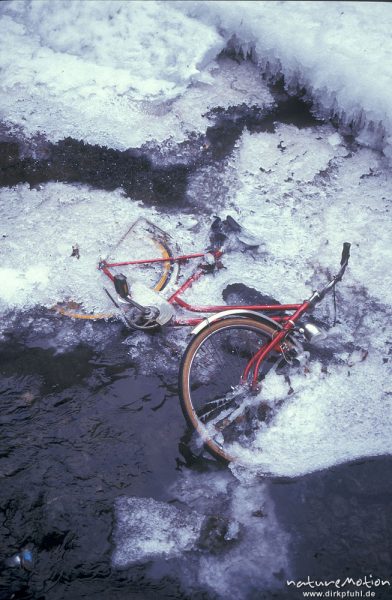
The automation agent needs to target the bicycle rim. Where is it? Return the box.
[53,237,176,320]
[179,317,288,463]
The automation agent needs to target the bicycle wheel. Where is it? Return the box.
[179,317,293,463]
[54,222,178,320]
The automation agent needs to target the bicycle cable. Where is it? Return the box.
[332,284,337,327]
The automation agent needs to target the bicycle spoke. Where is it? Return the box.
[203,333,227,372]
[197,386,247,423]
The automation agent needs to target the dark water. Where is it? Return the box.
[0,75,321,208]
[0,316,391,600]
[0,318,186,599]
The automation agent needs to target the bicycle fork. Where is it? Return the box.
[242,302,311,392]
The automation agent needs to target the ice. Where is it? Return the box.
[112,476,291,596]
[112,496,204,566]
[0,0,226,147]
[229,355,392,477]
[0,183,129,314]
[176,1,392,158]
[222,125,392,307]
[2,1,392,156]
[0,183,205,316]
[170,471,291,598]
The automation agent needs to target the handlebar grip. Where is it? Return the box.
[340,242,351,266]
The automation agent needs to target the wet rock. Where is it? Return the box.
[198,515,241,553]
[222,282,280,309]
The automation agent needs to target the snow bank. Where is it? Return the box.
[176,1,392,158]
[230,355,392,477]
[0,0,227,147]
[2,1,391,156]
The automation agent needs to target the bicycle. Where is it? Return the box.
[75,215,350,464]
[53,218,181,320]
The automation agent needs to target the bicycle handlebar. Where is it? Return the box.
[340,242,351,266]
[309,242,351,306]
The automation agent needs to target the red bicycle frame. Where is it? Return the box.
[99,247,311,389]
[99,248,305,324]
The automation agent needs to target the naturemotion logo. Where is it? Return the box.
[286,575,390,598]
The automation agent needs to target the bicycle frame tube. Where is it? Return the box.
[99,251,221,284]
[99,249,303,326]
[101,250,223,269]
[242,301,311,389]
[167,268,301,324]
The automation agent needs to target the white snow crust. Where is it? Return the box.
[0,0,226,147]
[1,1,392,154]
[176,0,392,158]
[230,355,392,477]
[112,496,204,566]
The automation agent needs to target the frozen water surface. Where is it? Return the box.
[0,0,223,147]
[228,356,392,476]
[112,496,204,566]
[114,472,291,598]
[3,1,392,155]
[0,1,272,148]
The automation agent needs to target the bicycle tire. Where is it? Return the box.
[54,237,176,320]
[179,317,294,463]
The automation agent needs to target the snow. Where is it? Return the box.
[2,1,392,155]
[112,496,204,566]
[0,183,204,315]
[229,355,392,477]
[176,1,392,158]
[225,126,392,307]
[0,0,225,147]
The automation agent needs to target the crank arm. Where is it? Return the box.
[103,287,134,328]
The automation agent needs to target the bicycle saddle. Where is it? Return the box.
[209,216,263,249]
